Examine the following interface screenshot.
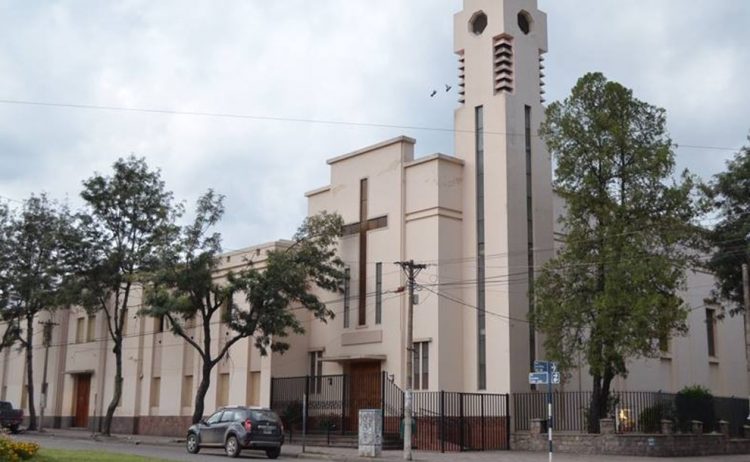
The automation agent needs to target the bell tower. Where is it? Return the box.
[453,0,553,392]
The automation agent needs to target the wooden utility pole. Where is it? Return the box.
[38,319,57,432]
[395,260,426,461]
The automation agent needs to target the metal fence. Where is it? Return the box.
[270,374,510,451]
[412,391,510,451]
[513,390,748,437]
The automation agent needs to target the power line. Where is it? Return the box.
[0,98,743,153]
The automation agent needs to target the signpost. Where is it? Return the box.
[529,360,558,462]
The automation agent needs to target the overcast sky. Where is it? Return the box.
[1,0,748,250]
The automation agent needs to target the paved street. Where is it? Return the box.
[13,429,750,462]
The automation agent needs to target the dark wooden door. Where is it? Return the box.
[74,374,91,428]
[347,362,381,431]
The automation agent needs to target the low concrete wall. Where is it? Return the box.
[512,419,750,457]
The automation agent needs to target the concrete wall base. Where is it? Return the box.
[512,432,750,457]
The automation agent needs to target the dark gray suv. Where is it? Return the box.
[186,406,284,458]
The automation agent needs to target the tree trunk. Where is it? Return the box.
[24,314,37,431]
[192,361,214,424]
[101,337,123,436]
[588,367,615,433]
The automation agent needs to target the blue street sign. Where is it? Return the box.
[529,372,549,385]
[533,360,548,373]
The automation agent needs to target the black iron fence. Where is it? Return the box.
[513,390,749,437]
[412,391,510,451]
[270,374,510,451]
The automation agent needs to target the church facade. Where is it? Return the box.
[0,0,747,437]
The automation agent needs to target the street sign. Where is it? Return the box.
[551,371,561,384]
[534,360,559,374]
[529,372,549,385]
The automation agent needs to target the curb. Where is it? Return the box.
[20,430,183,449]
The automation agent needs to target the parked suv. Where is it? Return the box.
[0,401,23,433]
[186,406,284,458]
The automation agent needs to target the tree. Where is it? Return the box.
[143,191,344,423]
[0,201,17,352]
[73,156,180,435]
[704,141,750,314]
[0,194,76,430]
[532,72,699,433]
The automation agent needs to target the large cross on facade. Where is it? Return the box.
[341,178,387,326]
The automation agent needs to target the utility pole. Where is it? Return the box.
[38,319,57,433]
[395,260,426,461]
[743,263,750,421]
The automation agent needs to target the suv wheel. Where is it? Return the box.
[225,434,241,458]
[266,448,281,459]
[186,433,200,454]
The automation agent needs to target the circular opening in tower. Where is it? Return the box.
[517,11,532,34]
[469,11,488,35]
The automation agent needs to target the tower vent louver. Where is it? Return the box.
[493,34,514,94]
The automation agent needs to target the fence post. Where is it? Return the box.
[303,376,309,453]
[440,390,445,453]
[505,394,511,451]
[341,374,346,434]
[459,392,465,451]
[381,372,386,437]
[481,394,485,450]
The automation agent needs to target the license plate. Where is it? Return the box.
[263,428,273,434]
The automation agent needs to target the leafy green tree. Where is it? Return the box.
[0,194,76,430]
[73,156,180,435]
[532,72,699,433]
[703,141,750,314]
[0,202,17,353]
[143,191,344,423]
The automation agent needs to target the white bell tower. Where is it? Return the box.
[453,0,553,393]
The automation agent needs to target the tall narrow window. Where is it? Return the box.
[525,105,536,371]
[705,308,716,358]
[76,317,85,344]
[121,308,128,336]
[308,351,323,393]
[216,372,230,407]
[475,106,486,390]
[343,267,351,328]
[181,375,193,408]
[375,262,383,324]
[150,377,161,408]
[412,342,429,390]
[86,315,96,342]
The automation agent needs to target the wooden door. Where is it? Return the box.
[347,362,381,431]
[74,374,91,428]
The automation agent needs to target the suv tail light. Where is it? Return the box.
[244,419,252,432]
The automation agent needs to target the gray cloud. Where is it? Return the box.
[0,0,747,249]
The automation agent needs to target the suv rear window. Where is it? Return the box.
[247,410,280,422]
[0,402,11,411]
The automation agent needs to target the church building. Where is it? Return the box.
[0,0,746,437]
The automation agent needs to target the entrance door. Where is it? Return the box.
[347,362,381,431]
[73,374,91,428]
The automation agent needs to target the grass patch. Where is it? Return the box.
[31,448,174,462]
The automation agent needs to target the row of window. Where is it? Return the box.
[148,370,262,409]
[307,341,430,391]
